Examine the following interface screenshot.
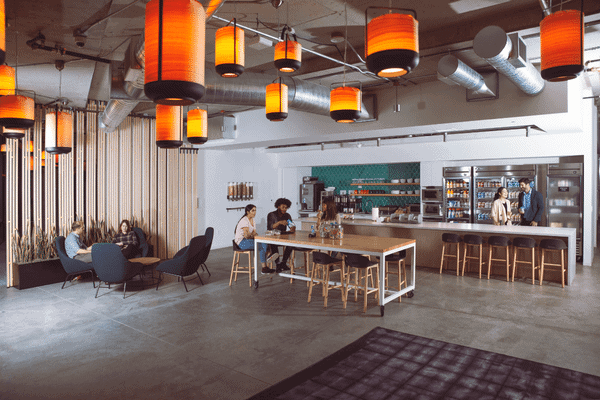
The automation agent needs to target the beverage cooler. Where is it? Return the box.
[546,163,582,259]
[443,167,473,223]
[473,165,536,224]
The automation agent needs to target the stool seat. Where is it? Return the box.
[345,254,380,313]
[463,234,483,245]
[376,251,407,303]
[540,239,567,250]
[442,233,462,243]
[513,237,537,249]
[308,252,345,308]
[486,235,511,281]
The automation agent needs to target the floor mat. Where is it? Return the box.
[248,326,600,400]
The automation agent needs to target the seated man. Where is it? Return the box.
[267,198,296,273]
[65,221,93,263]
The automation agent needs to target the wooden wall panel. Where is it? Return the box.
[5,102,198,287]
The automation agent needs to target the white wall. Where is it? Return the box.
[198,148,279,249]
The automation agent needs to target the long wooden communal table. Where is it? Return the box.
[254,230,416,316]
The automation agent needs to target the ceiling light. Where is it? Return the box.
[0,0,4,64]
[266,78,288,122]
[0,95,34,131]
[540,9,584,82]
[156,104,183,148]
[274,26,301,73]
[187,108,207,144]
[330,84,361,123]
[0,64,14,95]
[365,7,419,78]
[45,109,73,154]
[215,19,245,78]
[330,31,345,43]
[144,0,206,105]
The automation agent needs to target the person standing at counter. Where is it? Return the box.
[491,187,512,226]
[267,198,295,273]
[518,178,544,226]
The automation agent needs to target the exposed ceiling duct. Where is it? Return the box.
[473,26,545,96]
[437,55,495,96]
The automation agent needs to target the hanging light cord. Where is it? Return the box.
[343,0,348,85]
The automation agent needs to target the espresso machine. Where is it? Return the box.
[300,178,324,212]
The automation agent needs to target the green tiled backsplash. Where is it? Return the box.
[312,163,420,208]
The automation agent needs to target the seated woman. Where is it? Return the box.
[316,198,342,257]
[235,204,277,274]
[112,219,140,259]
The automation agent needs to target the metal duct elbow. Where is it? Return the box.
[98,99,140,132]
[437,55,495,96]
[474,26,544,96]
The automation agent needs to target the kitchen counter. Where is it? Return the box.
[298,217,576,285]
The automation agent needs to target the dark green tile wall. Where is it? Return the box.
[312,162,420,208]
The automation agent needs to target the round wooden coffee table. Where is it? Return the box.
[130,257,161,285]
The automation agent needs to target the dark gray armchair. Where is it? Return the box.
[92,243,145,298]
[55,236,95,289]
[156,236,206,292]
[132,227,153,257]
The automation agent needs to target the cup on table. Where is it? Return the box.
[519,207,525,214]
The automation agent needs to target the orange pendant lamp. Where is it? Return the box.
[540,9,584,82]
[156,104,183,148]
[186,108,207,144]
[266,78,288,121]
[274,27,301,73]
[2,127,25,139]
[0,0,4,64]
[145,0,206,105]
[0,95,34,131]
[0,65,15,95]
[330,85,361,123]
[365,8,419,78]
[45,109,73,154]
[215,19,245,78]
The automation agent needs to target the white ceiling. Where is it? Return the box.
[4,0,600,114]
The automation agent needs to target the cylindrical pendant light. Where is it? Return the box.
[144,0,206,105]
[156,104,183,148]
[274,28,301,73]
[540,9,584,82]
[186,108,207,144]
[0,143,5,152]
[0,95,35,130]
[215,19,245,78]
[45,109,73,154]
[0,0,5,65]
[365,8,419,78]
[0,65,15,95]
[266,79,288,121]
[330,85,361,123]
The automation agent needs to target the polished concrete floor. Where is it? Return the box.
[1,245,599,399]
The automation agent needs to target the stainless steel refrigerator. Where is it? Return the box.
[473,165,536,224]
[443,167,473,223]
[546,163,582,260]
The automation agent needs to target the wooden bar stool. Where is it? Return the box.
[486,236,511,281]
[376,250,407,303]
[230,240,253,287]
[289,247,314,285]
[439,233,462,275]
[512,237,539,285]
[539,238,567,287]
[307,252,345,308]
[462,234,484,278]
[345,253,380,313]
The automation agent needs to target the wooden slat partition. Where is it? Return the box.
[5,102,199,287]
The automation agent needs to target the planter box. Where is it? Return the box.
[14,258,66,290]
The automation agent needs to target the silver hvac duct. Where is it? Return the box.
[473,26,544,96]
[437,55,495,96]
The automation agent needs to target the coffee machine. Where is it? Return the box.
[300,178,324,211]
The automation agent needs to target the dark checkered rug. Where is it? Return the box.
[248,327,600,400]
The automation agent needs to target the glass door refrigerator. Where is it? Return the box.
[443,167,473,223]
[546,163,582,260]
[473,165,536,225]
